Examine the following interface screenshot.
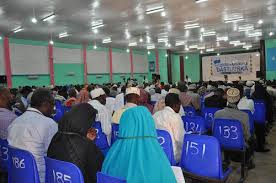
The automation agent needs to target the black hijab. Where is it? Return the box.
[48,103,103,183]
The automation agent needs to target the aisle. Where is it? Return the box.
[226,125,276,183]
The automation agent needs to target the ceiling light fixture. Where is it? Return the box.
[161,11,166,17]
[258,19,263,24]
[147,51,151,55]
[31,17,37,24]
[102,37,112,43]
[93,43,97,49]
[202,31,216,37]
[217,53,220,56]
[128,42,137,47]
[146,5,164,14]
[224,14,244,23]
[216,36,229,41]
[42,13,56,22]
[59,32,69,38]
[189,45,198,49]
[175,41,186,46]
[229,40,240,45]
[206,48,214,52]
[139,37,143,42]
[248,30,262,37]
[269,32,274,36]
[49,40,54,45]
[238,24,254,32]
[195,0,208,3]
[200,50,203,54]
[126,48,130,53]
[13,26,23,33]
[184,23,200,29]
[147,44,155,49]
[93,29,98,34]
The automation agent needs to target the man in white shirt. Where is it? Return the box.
[8,88,58,183]
[151,87,163,102]
[237,84,255,113]
[153,93,186,163]
[88,88,112,144]
[112,87,140,124]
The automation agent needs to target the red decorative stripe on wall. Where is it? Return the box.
[48,44,55,85]
[3,37,12,88]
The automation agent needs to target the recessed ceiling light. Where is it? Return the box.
[93,29,98,34]
[258,19,263,24]
[269,32,274,36]
[31,17,37,24]
[200,27,205,32]
[49,40,54,45]
[139,37,143,42]
[161,11,166,17]
[42,13,56,22]
[92,0,100,8]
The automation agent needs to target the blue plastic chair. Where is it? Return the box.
[45,157,84,183]
[156,130,176,165]
[184,106,196,117]
[150,101,157,106]
[180,134,231,180]
[213,118,246,181]
[0,139,9,171]
[97,172,126,183]
[253,100,266,125]
[241,110,255,136]
[92,122,110,155]
[8,146,40,183]
[182,116,207,134]
[111,123,119,144]
[201,107,222,130]
[63,106,71,113]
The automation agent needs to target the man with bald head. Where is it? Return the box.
[0,87,17,140]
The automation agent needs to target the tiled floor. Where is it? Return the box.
[227,125,276,183]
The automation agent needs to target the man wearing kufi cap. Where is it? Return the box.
[214,88,254,168]
[112,87,140,124]
[88,88,112,144]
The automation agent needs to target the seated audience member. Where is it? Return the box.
[236,84,255,113]
[244,81,255,98]
[47,103,104,183]
[102,107,177,183]
[88,88,112,144]
[75,88,90,104]
[113,86,126,112]
[8,88,58,183]
[161,84,170,97]
[187,84,201,110]
[138,88,154,113]
[205,88,227,108]
[14,86,33,113]
[197,85,207,97]
[153,93,186,163]
[251,82,271,152]
[110,84,118,97]
[103,87,115,116]
[64,88,77,107]
[214,88,254,167]
[112,87,140,124]
[178,82,199,110]
[0,87,17,139]
[151,87,163,102]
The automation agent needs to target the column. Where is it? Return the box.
[109,47,113,82]
[3,37,12,88]
[48,44,55,85]
[130,48,134,78]
[83,44,88,84]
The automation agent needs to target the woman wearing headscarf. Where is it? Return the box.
[102,106,177,183]
[47,103,104,183]
[138,88,154,113]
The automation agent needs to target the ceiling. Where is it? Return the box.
[0,0,275,53]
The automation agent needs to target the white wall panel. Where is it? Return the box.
[112,52,130,73]
[133,54,148,73]
[0,44,4,75]
[10,44,49,74]
[53,47,82,63]
[87,50,109,73]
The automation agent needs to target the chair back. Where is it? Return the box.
[180,134,225,179]
[184,106,196,117]
[150,101,157,106]
[111,123,119,144]
[92,122,110,155]
[213,119,245,151]
[156,130,175,165]
[201,107,222,129]
[253,100,266,124]
[0,139,9,171]
[53,103,64,122]
[241,110,254,136]
[45,157,84,183]
[182,116,207,134]
[97,172,126,183]
[8,146,40,183]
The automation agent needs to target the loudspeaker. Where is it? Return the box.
[0,76,7,84]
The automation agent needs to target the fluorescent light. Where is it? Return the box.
[175,41,185,46]
[146,5,164,14]
[59,32,69,38]
[13,26,23,33]
[91,24,104,30]
[269,32,274,36]
[184,23,200,29]
[206,48,214,52]
[234,42,246,46]
[238,24,254,32]
[224,18,244,23]
[147,44,155,49]
[139,38,143,42]
[230,40,240,45]
[258,19,263,24]
[102,37,112,43]
[42,13,56,22]
[158,38,168,43]
[31,17,37,23]
[243,44,252,49]
[198,45,206,50]
[195,0,208,3]
[248,30,262,37]
[202,31,216,37]
[216,36,228,41]
[189,45,198,49]
[200,27,205,32]
[93,29,98,34]
[128,42,137,47]
[224,14,244,23]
